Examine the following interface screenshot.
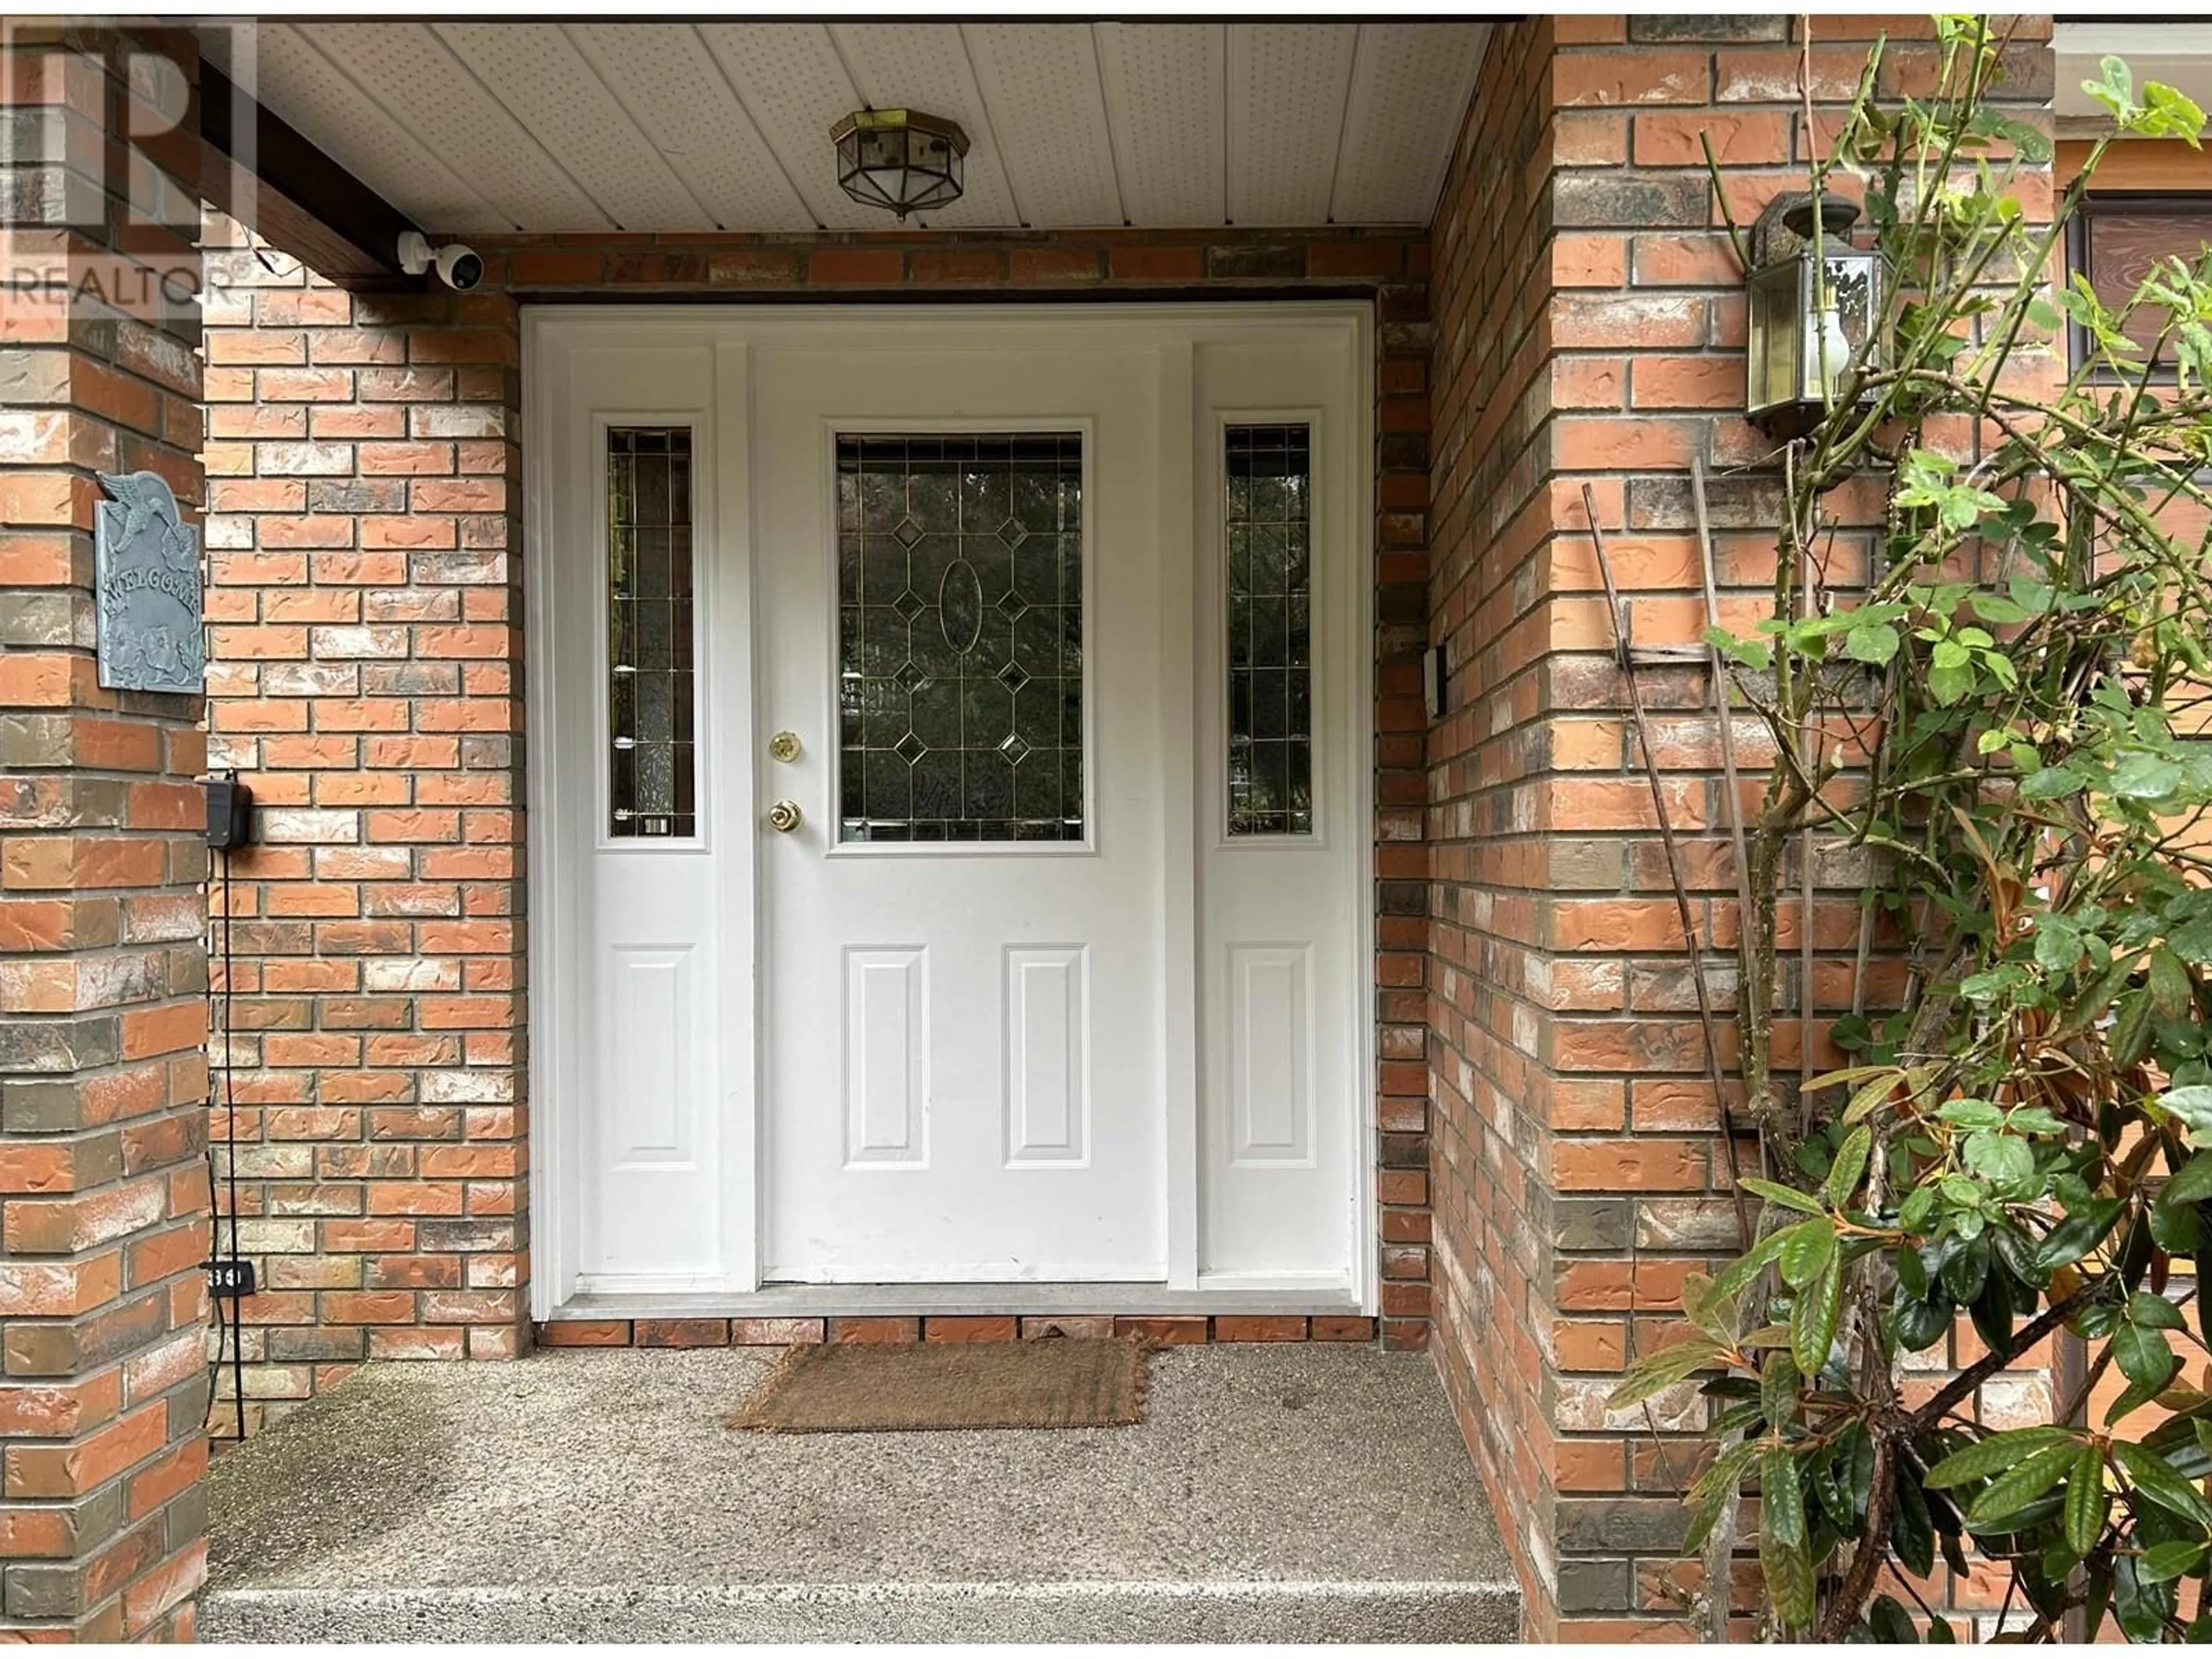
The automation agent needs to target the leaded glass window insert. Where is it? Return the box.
[1226,424,1313,836]
[606,427,696,838]
[836,433,1084,843]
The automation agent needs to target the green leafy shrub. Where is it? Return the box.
[1613,18,2212,1642]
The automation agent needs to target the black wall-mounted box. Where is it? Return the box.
[206,777,254,849]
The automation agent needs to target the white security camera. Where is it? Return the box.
[397,230,485,292]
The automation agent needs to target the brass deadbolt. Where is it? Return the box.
[769,730,802,763]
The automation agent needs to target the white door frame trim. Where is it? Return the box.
[523,302,1377,1321]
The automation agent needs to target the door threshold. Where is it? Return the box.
[546,1280,1363,1323]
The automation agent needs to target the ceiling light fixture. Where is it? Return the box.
[831,107,968,222]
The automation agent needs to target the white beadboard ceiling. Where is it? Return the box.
[202,21,1491,234]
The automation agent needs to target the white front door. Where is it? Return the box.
[753,347,1173,1282]
[529,307,1372,1313]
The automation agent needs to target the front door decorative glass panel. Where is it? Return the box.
[835,433,1084,842]
[1225,423,1313,835]
[607,426,696,838]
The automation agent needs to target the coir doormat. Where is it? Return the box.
[728,1339,1150,1433]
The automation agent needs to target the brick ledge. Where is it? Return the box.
[539,1314,1380,1347]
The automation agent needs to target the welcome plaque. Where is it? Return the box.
[94,469,203,694]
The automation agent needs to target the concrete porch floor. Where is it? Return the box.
[201,1343,1520,1643]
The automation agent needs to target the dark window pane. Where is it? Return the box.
[2075,199,2212,369]
[608,426,696,838]
[1226,425,1314,835]
[836,433,1084,843]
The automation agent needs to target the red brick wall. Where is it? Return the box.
[1422,14,2057,1639]
[198,222,1433,1426]
[1423,16,1565,1627]
[199,217,527,1431]
[0,25,211,1641]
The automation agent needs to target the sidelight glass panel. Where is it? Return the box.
[836,433,1084,843]
[1225,424,1313,836]
[607,427,696,838]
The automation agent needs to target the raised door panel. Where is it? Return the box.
[1005,945,1089,1165]
[844,947,930,1166]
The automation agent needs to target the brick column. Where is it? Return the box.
[0,24,211,1641]
[1374,255,1436,1351]
[1425,17,1569,1623]
[1425,14,2056,1639]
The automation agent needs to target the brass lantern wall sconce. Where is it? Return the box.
[831,107,969,222]
[1745,192,1884,438]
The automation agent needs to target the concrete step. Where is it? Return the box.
[204,1578,1520,1642]
[204,1344,1521,1643]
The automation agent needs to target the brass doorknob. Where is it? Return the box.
[767,800,802,833]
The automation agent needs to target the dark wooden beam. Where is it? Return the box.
[199,62,419,290]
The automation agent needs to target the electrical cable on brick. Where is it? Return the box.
[203,771,256,1438]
